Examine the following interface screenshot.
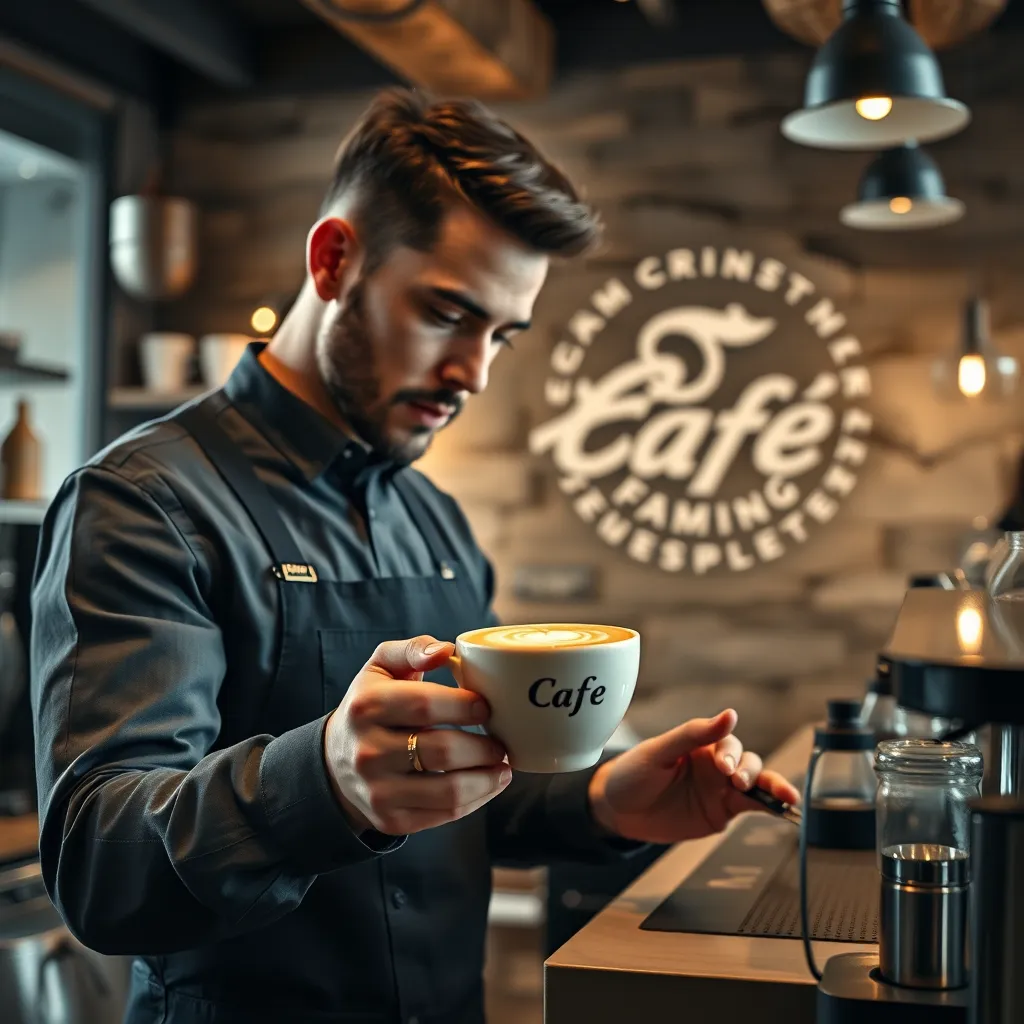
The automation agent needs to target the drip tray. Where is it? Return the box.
[641,815,879,943]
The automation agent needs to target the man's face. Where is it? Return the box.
[316,203,549,464]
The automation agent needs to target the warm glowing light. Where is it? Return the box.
[855,96,893,121]
[251,306,278,334]
[958,353,987,397]
[889,196,912,214]
[956,606,983,655]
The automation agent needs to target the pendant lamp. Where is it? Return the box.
[931,298,1019,401]
[840,143,964,230]
[781,0,970,150]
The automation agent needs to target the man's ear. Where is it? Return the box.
[307,216,361,302]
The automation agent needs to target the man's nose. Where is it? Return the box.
[440,338,491,395]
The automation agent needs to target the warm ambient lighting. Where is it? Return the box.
[958,353,987,397]
[956,605,983,656]
[780,1,970,151]
[855,96,893,121]
[250,306,278,334]
[888,196,912,214]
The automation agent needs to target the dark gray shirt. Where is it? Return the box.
[29,344,634,1024]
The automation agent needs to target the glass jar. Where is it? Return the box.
[875,739,984,861]
[985,531,1024,601]
[807,700,878,849]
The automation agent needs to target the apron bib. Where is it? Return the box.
[125,395,491,1024]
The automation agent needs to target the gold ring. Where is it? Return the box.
[407,731,425,773]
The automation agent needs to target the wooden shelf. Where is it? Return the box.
[0,499,49,524]
[0,362,69,384]
[108,386,206,410]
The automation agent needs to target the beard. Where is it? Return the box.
[316,279,464,465]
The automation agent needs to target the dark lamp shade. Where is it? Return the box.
[840,143,964,230]
[782,0,970,150]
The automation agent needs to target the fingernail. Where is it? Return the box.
[423,641,447,655]
[737,770,752,788]
[722,755,736,774]
[499,767,512,786]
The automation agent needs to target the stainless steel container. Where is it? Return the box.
[109,195,197,301]
[879,843,969,990]
[969,796,1024,1024]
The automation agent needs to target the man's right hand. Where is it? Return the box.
[323,635,511,836]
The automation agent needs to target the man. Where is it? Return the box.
[31,90,798,1024]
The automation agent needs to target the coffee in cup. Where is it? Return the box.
[448,623,640,773]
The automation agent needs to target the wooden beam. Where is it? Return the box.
[77,0,255,88]
[299,0,553,100]
[762,0,1008,50]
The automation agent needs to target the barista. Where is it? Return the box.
[30,89,799,1024]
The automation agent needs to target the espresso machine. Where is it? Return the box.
[815,587,1024,1023]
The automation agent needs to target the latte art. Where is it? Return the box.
[465,624,633,650]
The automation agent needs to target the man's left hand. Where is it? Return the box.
[587,708,801,844]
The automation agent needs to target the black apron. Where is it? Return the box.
[124,395,492,1024]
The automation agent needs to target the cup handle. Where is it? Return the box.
[447,653,463,687]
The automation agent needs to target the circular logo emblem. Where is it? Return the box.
[529,244,873,575]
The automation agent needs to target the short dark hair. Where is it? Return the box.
[322,88,601,271]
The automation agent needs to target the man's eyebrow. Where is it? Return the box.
[429,287,531,331]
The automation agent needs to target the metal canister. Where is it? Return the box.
[879,843,969,990]
[969,795,1024,1024]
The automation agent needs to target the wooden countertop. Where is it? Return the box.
[544,726,872,1023]
[0,813,38,863]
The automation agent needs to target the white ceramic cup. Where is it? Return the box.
[199,333,252,388]
[448,623,640,773]
[139,333,194,393]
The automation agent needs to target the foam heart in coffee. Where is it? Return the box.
[464,624,634,649]
[450,623,640,773]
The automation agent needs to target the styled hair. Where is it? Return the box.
[321,88,601,271]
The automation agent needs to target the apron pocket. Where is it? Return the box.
[319,630,396,714]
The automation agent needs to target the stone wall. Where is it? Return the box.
[160,40,1024,755]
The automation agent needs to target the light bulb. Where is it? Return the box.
[251,305,278,334]
[855,96,893,121]
[888,196,912,214]
[958,353,986,397]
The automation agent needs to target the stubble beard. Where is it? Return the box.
[316,280,434,466]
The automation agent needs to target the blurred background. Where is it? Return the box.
[2,1,1024,1021]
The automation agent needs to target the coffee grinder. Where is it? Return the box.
[815,588,1024,1023]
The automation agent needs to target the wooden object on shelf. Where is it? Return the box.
[299,0,553,99]
[763,0,1008,48]
[1,400,41,501]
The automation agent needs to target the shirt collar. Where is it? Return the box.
[223,341,390,483]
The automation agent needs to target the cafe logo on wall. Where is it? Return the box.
[529,244,872,575]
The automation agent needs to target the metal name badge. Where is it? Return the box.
[273,563,319,583]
